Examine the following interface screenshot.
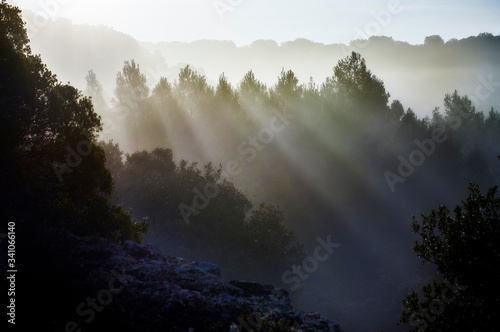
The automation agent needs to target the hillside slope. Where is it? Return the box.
[3,227,342,331]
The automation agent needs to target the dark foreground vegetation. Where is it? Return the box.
[1,3,499,331]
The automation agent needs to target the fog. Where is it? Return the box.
[21,12,500,332]
[24,13,500,120]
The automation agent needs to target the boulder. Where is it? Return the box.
[12,228,343,331]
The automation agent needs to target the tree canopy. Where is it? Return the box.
[0,2,148,242]
[400,184,500,331]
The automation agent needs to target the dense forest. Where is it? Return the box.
[2,3,500,331]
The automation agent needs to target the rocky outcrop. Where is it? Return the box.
[10,228,342,331]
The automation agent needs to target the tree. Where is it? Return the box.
[105,143,306,285]
[442,91,486,155]
[389,100,405,122]
[424,35,445,47]
[400,108,419,131]
[1,8,149,328]
[114,60,160,150]
[0,2,30,54]
[246,204,304,261]
[212,73,247,150]
[400,183,500,331]
[117,148,178,224]
[215,73,239,108]
[0,2,148,242]
[150,76,175,140]
[270,68,302,111]
[174,65,214,115]
[331,52,390,117]
[114,60,150,128]
[238,70,269,131]
[443,90,476,120]
[84,69,107,112]
[99,139,124,183]
[150,76,199,154]
[115,59,149,103]
[238,70,268,108]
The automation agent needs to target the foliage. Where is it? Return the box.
[174,65,214,114]
[97,53,499,291]
[4,5,500,327]
[99,143,306,285]
[85,69,107,111]
[115,59,149,102]
[239,70,268,108]
[331,51,390,116]
[400,183,500,331]
[246,203,305,265]
[270,69,303,111]
[0,3,147,243]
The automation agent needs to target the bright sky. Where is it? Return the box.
[13,0,500,45]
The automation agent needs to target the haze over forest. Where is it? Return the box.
[2,3,500,332]
[22,10,500,128]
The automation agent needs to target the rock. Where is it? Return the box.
[18,228,343,331]
[229,280,276,297]
[191,261,221,277]
[123,240,166,261]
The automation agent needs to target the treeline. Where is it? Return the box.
[91,51,500,233]
[1,3,307,289]
[100,142,305,284]
[3,3,500,329]
[81,34,500,332]
[144,34,500,81]
[23,12,500,118]
[83,49,500,294]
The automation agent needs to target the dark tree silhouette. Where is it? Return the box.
[400,183,500,331]
[0,2,148,242]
